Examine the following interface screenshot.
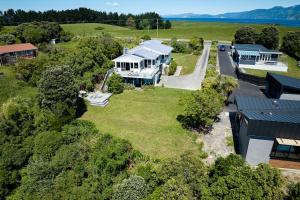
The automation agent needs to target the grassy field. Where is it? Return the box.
[244,54,300,78]
[0,67,37,106]
[81,88,200,159]
[172,53,199,75]
[61,21,300,41]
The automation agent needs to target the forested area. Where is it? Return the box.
[0,8,171,30]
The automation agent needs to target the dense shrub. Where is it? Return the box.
[281,31,300,59]
[0,34,16,44]
[141,35,151,41]
[107,73,124,94]
[258,26,279,50]
[113,175,148,200]
[287,182,300,200]
[168,60,177,76]
[234,26,258,44]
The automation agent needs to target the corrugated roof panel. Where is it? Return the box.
[268,73,300,91]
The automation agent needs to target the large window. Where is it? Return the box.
[270,141,300,160]
[117,62,120,68]
[134,63,138,68]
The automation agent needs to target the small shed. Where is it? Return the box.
[266,73,300,100]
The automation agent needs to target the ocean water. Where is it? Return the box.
[164,18,300,27]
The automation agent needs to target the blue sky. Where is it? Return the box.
[1,0,299,15]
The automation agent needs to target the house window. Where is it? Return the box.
[152,60,155,65]
[134,63,138,68]
[131,63,133,68]
[148,60,151,66]
[117,62,120,68]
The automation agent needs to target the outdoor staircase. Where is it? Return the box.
[89,99,109,107]
[100,68,114,92]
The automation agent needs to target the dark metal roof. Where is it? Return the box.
[243,111,300,124]
[235,95,300,139]
[234,44,280,53]
[267,73,300,91]
[235,96,300,113]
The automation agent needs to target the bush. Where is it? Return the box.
[95,26,104,31]
[178,88,225,131]
[124,83,135,90]
[0,34,16,44]
[107,73,124,94]
[234,26,258,44]
[113,175,148,200]
[168,60,177,76]
[281,31,300,60]
[171,38,188,53]
[141,35,151,41]
[287,182,300,200]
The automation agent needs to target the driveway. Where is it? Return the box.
[161,42,211,90]
[218,45,266,104]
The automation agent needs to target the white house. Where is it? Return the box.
[113,40,173,86]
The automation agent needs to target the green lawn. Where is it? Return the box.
[81,88,199,159]
[0,67,37,106]
[61,21,300,41]
[243,54,300,78]
[172,53,199,75]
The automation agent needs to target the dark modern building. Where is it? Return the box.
[266,73,300,100]
[234,96,300,167]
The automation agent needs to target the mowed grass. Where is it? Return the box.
[244,54,300,78]
[0,67,37,106]
[61,21,300,41]
[81,87,199,159]
[172,53,199,75]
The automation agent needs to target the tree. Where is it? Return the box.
[113,175,148,200]
[107,73,124,94]
[281,31,300,59]
[258,26,279,49]
[179,88,225,131]
[189,36,204,55]
[287,182,300,200]
[165,20,172,29]
[126,16,136,29]
[0,97,36,198]
[38,65,78,109]
[0,34,16,44]
[38,65,78,126]
[234,26,258,44]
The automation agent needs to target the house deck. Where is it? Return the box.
[270,159,300,170]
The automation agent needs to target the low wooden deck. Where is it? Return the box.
[270,159,300,170]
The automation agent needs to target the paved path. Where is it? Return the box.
[161,42,211,90]
[218,45,266,104]
[202,111,234,165]
[174,66,182,76]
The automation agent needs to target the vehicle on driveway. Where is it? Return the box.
[219,45,226,51]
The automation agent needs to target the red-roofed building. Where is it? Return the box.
[0,43,38,65]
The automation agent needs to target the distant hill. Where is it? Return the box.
[164,5,300,20]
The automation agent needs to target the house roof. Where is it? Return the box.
[0,43,38,54]
[235,96,300,123]
[140,40,173,55]
[235,44,281,54]
[113,54,144,63]
[235,95,300,139]
[267,73,300,91]
[129,46,160,60]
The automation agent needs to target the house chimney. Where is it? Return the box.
[123,47,129,55]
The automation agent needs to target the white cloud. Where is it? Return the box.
[106,2,120,7]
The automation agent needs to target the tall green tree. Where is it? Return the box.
[107,73,124,94]
[0,97,36,199]
[258,26,280,49]
[234,26,258,44]
[281,31,300,59]
[179,89,225,131]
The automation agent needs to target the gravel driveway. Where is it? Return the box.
[161,42,211,90]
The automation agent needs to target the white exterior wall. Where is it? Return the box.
[245,137,274,166]
[239,62,288,72]
[280,93,300,101]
